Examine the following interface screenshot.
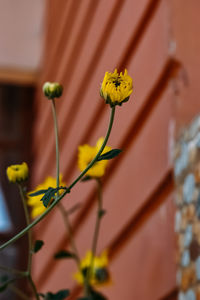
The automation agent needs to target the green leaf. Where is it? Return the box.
[44,289,70,299]
[41,187,59,208]
[0,275,15,293]
[33,240,44,253]
[89,288,107,300]
[41,186,69,208]
[81,176,92,182]
[78,288,107,300]
[29,189,49,197]
[97,149,122,161]
[98,209,106,218]
[54,250,75,260]
[29,186,68,205]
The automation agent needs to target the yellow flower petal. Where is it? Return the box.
[73,250,110,287]
[100,69,133,107]
[78,138,111,178]
[6,162,29,183]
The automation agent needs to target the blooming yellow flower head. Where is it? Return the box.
[78,137,111,178]
[74,251,110,287]
[6,162,29,183]
[100,69,133,107]
[27,175,66,219]
[43,82,63,99]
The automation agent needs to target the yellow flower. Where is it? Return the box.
[6,162,29,183]
[74,251,110,287]
[43,82,63,99]
[78,137,111,178]
[100,69,133,107]
[27,175,66,219]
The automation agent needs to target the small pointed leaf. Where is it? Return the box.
[41,187,68,208]
[98,209,106,218]
[33,240,44,253]
[97,149,122,161]
[44,289,70,299]
[81,176,92,182]
[77,287,107,300]
[29,189,49,197]
[41,187,58,208]
[89,288,107,300]
[54,250,75,260]
[29,185,69,209]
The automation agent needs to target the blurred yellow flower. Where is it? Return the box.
[78,137,111,178]
[100,69,133,106]
[74,251,110,287]
[27,175,66,219]
[6,162,29,183]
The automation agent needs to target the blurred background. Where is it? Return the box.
[0,0,200,299]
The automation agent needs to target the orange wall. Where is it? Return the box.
[30,0,200,299]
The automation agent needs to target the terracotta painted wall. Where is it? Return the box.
[30,0,200,299]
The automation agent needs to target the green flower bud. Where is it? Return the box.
[43,82,63,99]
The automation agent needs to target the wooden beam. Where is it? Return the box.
[0,68,38,86]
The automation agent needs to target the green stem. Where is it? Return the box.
[57,203,81,266]
[51,97,81,266]
[27,274,39,300]
[69,106,115,190]
[84,282,90,298]
[18,184,32,273]
[0,189,68,251]
[0,107,115,251]
[51,98,60,193]
[91,178,103,258]
[0,275,27,297]
[85,178,103,292]
[9,285,30,300]
[0,265,27,276]
[18,185,39,300]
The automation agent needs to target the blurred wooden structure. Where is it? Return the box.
[0,84,35,300]
[30,0,200,299]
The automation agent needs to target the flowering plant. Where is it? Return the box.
[0,69,133,299]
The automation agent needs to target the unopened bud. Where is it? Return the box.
[7,162,29,183]
[43,82,63,99]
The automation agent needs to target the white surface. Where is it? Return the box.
[0,0,45,71]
